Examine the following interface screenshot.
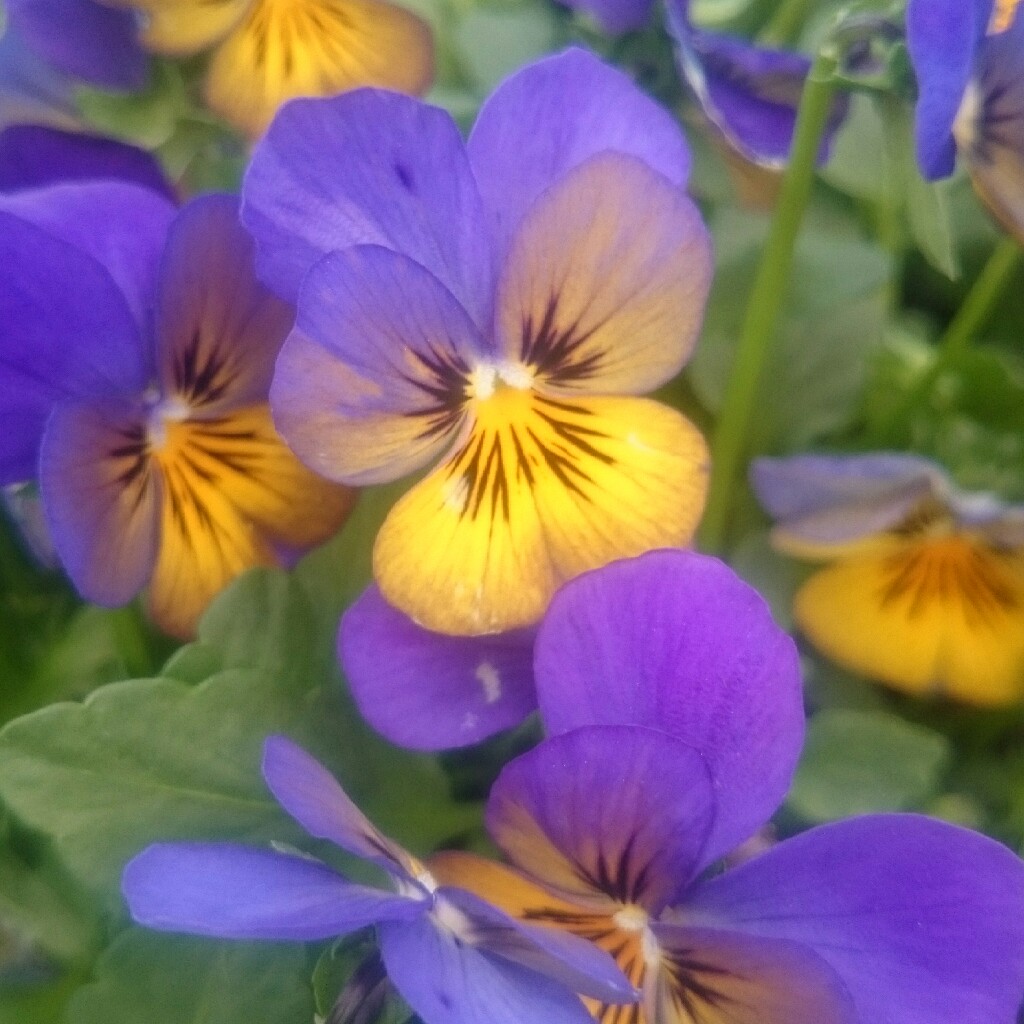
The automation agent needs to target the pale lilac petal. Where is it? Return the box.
[271,245,485,486]
[467,48,691,257]
[261,736,423,885]
[154,194,292,413]
[242,90,492,323]
[0,126,173,196]
[39,399,159,605]
[487,726,715,912]
[378,912,596,1024]
[687,815,1024,1024]
[0,211,144,485]
[438,887,635,1003]
[340,586,537,750]
[123,843,421,940]
[535,550,803,867]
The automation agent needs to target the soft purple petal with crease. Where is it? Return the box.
[0,125,173,197]
[123,843,421,941]
[154,194,292,411]
[242,90,492,323]
[0,211,144,485]
[261,735,421,884]
[536,550,803,868]
[907,0,992,179]
[272,245,485,486]
[488,727,715,913]
[438,887,634,1003]
[750,454,945,543]
[6,0,146,90]
[687,814,1024,1024]
[378,913,596,1024]
[647,922,856,1024]
[0,181,175,331]
[39,399,159,605]
[467,48,691,257]
[340,586,537,751]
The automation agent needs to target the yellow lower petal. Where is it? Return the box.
[795,536,1024,705]
[204,0,434,139]
[373,392,709,635]
[105,0,251,55]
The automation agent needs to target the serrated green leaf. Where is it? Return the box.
[788,708,950,821]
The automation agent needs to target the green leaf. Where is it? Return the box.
[66,929,313,1024]
[787,708,951,821]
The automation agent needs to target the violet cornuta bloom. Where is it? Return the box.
[122,736,635,1024]
[0,188,352,637]
[245,48,714,637]
[430,550,1024,1024]
[908,0,1024,240]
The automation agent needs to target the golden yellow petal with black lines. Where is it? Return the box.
[373,392,708,635]
[204,0,434,139]
[795,536,1024,705]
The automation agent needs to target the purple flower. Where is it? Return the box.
[0,26,77,129]
[430,549,1024,1024]
[244,48,714,637]
[4,0,146,90]
[122,735,636,1024]
[0,188,353,636]
[752,453,1024,704]
[907,0,1024,239]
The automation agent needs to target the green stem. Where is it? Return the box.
[759,0,813,46]
[867,235,1021,443]
[698,52,838,554]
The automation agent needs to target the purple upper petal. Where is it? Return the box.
[0,29,76,129]
[687,814,1024,1024]
[0,211,144,485]
[6,0,146,91]
[262,736,424,886]
[907,0,993,179]
[467,48,691,259]
[487,726,716,913]
[378,912,597,1024]
[340,586,537,751]
[0,181,176,331]
[535,550,804,866]
[123,842,421,941]
[242,90,492,323]
[0,126,174,197]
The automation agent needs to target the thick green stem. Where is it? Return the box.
[698,52,838,554]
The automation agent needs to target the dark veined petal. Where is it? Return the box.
[372,393,707,635]
[123,843,421,940]
[0,211,145,485]
[793,534,1024,705]
[467,48,690,253]
[687,814,1024,1024]
[378,911,597,1024]
[271,245,486,487]
[243,90,492,320]
[496,153,712,397]
[204,0,434,140]
[486,727,716,914]
[0,125,174,196]
[645,924,856,1024]
[5,0,146,89]
[340,585,537,750]
[534,550,804,868]
[261,735,428,886]
[154,194,293,414]
[39,399,160,606]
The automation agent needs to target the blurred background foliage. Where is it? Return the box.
[0,0,1023,1019]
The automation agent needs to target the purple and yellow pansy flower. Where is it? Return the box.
[0,186,353,637]
[245,48,714,637]
[752,453,1024,705]
[908,0,1024,241]
[430,550,1024,1024]
[122,735,637,1024]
